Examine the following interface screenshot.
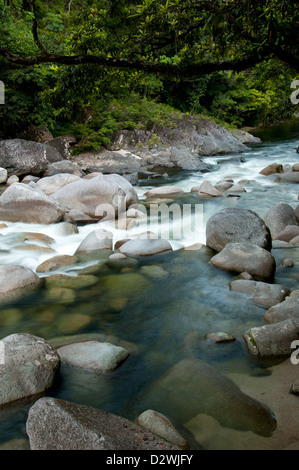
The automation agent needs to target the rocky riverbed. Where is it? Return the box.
[0,122,298,450]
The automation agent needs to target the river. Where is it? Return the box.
[0,121,298,450]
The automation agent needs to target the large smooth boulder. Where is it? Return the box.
[0,139,63,176]
[36,173,80,196]
[230,280,290,308]
[264,297,299,323]
[57,341,130,374]
[140,357,276,437]
[206,208,271,253]
[26,397,179,450]
[275,172,299,183]
[119,238,172,257]
[259,163,283,176]
[264,202,298,239]
[51,174,138,217]
[210,243,276,281]
[0,334,60,405]
[75,229,113,254]
[0,183,64,224]
[243,319,299,358]
[0,265,41,300]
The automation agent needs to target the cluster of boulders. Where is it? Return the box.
[0,135,299,449]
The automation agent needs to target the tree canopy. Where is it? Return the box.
[0,0,298,145]
[1,0,298,75]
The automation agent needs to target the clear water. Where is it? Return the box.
[0,121,298,449]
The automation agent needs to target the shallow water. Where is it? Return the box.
[0,121,298,449]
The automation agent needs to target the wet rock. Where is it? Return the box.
[264,297,299,323]
[264,203,298,239]
[140,357,276,436]
[57,340,130,374]
[275,225,299,242]
[7,174,19,185]
[36,255,79,273]
[214,181,234,192]
[75,229,113,254]
[225,184,246,193]
[210,243,276,282]
[63,208,93,224]
[140,265,169,279]
[44,160,84,177]
[136,410,190,450]
[197,181,223,197]
[36,173,80,196]
[243,319,299,358]
[259,163,283,176]
[51,174,138,217]
[283,258,294,268]
[230,280,290,308]
[49,333,138,354]
[56,313,91,334]
[44,273,98,289]
[144,186,184,198]
[0,168,8,184]
[0,265,41,301]
[206,208,271,253]
[119,238,172,257]
[26,397,179,450]
[290,235,299,245]
[102,272,150,298]
[291,380,299,395]
[275,172,299,183]
[0,183,64,224]
[0,334,60,405]
[205,332,235,343]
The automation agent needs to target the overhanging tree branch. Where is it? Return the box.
[0,45,298,76]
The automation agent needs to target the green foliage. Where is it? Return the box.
[0,0,298,144]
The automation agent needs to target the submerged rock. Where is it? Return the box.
[26,397,179,450]
[210,243,276,282]
[206,208,271,253]
[140,357,276,437]
[0,334,60,406]
[230,280,290,308]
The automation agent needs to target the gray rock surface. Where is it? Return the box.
[264,202,298,239]
[210,243,276,281]
[0,265,41,300]
[44,160,85,177]
[57,341,130,374]
[140,357,276,437]
[0,139,63,176]
[136,409,189,449]
[36,173,80,195]
[206,208,271,253]
[0,334,60,405]
[0,183,64,224]
[243,319,299,358]
[75,229,113,254]
[51,174,138,217]
[264,297,299,323]
[119,238,172,257]
[26,397,179,450]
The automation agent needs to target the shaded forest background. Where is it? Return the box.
[0,0,298,154]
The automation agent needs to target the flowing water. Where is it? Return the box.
[0,121,298,449]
